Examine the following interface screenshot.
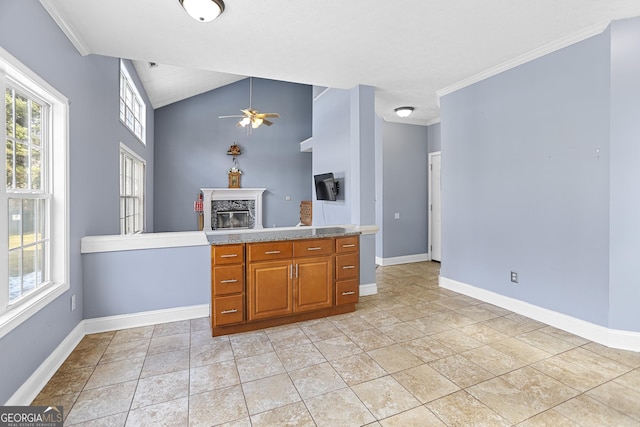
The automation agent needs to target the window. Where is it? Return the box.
[120,144,145,235]
[1,47,68,338]
[119,60,146,143]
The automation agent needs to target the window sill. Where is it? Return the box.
[0,281,70,340]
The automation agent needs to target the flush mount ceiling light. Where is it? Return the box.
[179,0,225,22]
[394,106,414,118]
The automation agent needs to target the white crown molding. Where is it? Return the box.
[440,275,640,352]
[437,21,611,100]
[39,0,92,56]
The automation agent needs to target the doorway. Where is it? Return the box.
[429,152,442,262]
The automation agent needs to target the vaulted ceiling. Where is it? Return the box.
[40,0,640,125]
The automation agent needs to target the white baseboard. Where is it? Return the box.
[360,282,377,296]
[440,276,640,352]
[84,304,210,335]
[376,253,430,266]
[6,321,85,406]
[7,304,210,405]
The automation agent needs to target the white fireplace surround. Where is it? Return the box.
[201,188,266,231]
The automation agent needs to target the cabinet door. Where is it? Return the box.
[248,260,293,321]
[294,256,333,313]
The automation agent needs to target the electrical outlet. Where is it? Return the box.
[510,271,518,283]
[71,294,76,311]
[285,195,291,201]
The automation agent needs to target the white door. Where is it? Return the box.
[429,152,442,262]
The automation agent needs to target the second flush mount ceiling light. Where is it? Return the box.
[179,0,225,22]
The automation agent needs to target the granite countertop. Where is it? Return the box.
[206,226,360,245]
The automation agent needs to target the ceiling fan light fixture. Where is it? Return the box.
[252,117,263,128]
[239,116,251,127]
[395,106,414,118]
[179,0,224,22]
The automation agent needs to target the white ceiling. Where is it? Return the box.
[40,0,640,125]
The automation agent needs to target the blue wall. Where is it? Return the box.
[154,78,312,231]
[440,30,613,327]
[0,1,153,403]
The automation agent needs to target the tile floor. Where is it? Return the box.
[32,261,640,426]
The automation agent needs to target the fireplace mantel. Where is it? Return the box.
[200,188,266,230]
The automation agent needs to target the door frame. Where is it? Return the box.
[428,151,441,262]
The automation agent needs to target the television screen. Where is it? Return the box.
[314,173,337,201]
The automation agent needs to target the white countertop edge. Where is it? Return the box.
[81,224,378,254]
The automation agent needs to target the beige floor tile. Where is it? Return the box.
[555,347,632,379]
[74,332,114,352]
[426,390,510,427]
[152,320,191,337]
[217,417,251,427]
[368,344,423,373]
[537,326,590,346]
[236,351,285,383]
[459,323,509,344]
[461,345,527,376]
[516,409,580,427]
[125,397,188,426]
[614,368,640,389]
[190,329,230,347]
[130,369,189,410]
[189,359,239,395]
[392,364,459,403]
[348,329,396,351]
[332,315,376,335]
[480,317,538,336]
[99,339,149,364]
[403,316,452,335]
[84,358,144,390]
[378,322,426,343]
[250,401,316,427]
[330,352,388,386]
[300,319,344,341]
[31,392,79,422]
[65,381,137,425]
[554,394,638,427]
[431,329,484,353]
[379,405,446,427]
[147,332,190,355]
[428,354,495,388]
[314,335,363,361]
[230,331,274,358]
[140,348,189,378]
[276,342,327,371]
[352,376,421,420]
[266,326,312,351]
[515,330,579,354]
[188,385,248,427]
[289,362,347,399]
[455,304,501,322]
[587,380,640,421]
[583,341,640,368]
[110,326,154,345]
[304,388,375,427]
[531,355,613,391]
[190,317,210,332]
[434,296,476,311]
[66,412,128,427]
[61,342,109,370]
[37,366,94,398]
[241,373,301,415]
[383,306,427,322]
[490,337,552,364]
[190,341,234,367]
[401,336,455,363]
[429,311,477,328]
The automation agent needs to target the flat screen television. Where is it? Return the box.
[314,173,338,201]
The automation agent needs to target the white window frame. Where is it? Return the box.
[0,47,69,340]
[119,143,145,235]
[119,60,146,144]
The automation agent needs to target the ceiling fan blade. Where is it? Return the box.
[262,119,274,126]
[219,115,244,119]
[255,113,280,118]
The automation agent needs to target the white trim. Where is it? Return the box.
[5,321,84,405]
[84,304,210,335]
[428,151,441,263]
[437,22,610,101]
[375,253,430,266]
[440,276,640,352]
[81,231,209,254]
[359,282,377,296]
[201,188,266,231]
[313,87,331,102]
[38,0,91,56]
[300,137,313,153]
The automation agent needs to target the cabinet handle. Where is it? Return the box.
[342,244,356,248]
[265,250,281,255]
[307,247,322,251]
[220,254,238,258]
[342,291,356,296]
[342,265,356,269]
[295,264,299,278]
[220,279,238,284]
[289,264,293,279]
[220,309,238,314]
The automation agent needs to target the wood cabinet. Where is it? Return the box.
[212,234,359,336]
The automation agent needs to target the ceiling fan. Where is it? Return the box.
[219,77,280,132]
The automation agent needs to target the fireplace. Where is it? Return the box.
[200,188,266,230]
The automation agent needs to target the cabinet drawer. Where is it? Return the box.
[293,238,333,257]
[336,253,359,280]
[336,279,359,305]
[213,244,244,265]
[248,241,293,262]
[336,236,359,253]
[213,265,244,296]
[213,295,244,326]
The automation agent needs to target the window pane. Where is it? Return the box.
[14,94,28,141]
[31,101,41,146]
[22,199,35,245]
[36,198,45,242]
[120,99,125,122]
[5,88,14,137]
[35,242,45,285]
[23,244,36,293]
[30,147,41,190]
[15,142,28,189]
[9,250,21,302]
[6,139,14,188]
[9,198,21,250]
